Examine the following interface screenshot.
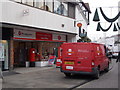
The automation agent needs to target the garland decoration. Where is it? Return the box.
[100,7,120,22]
[93,8,100,22]
[113,23,118,31]
[96,22,113,32]
[117,23,120,30]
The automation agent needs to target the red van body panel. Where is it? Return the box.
[59,43,109,75]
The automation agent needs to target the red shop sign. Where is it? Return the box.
[36,32,52,41]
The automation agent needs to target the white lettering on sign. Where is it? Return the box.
[78,50,89,52]
[97,47,100,55]
[14,29,36,39]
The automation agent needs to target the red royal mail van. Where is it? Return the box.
[59,42,110,79]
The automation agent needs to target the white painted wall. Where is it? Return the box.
[97,37,115,46]
[1,0,89,42]
[1,0,76,34]
[97,35,120,52]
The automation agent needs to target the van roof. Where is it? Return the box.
[62,42,104,46]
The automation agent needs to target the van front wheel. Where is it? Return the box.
[64,73,71,77]
[94,67,100,79]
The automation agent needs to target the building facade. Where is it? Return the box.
[97,34,120,57]
[0,0,91,70]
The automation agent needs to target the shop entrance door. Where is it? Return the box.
[19,42,26,67]
[14,41,27,67]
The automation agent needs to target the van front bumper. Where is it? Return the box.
[60,67,98,75]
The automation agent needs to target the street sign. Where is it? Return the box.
[77,23,82,27]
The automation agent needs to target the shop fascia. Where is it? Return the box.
[13,29,67,42]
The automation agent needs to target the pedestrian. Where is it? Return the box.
[116,51,120,63]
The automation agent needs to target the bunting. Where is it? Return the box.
[93,7,120,31]
[93,8,100,22]
[113,23,118,31]
[100,7,120,22]
[117,23,120,30]
[96,22,113,32]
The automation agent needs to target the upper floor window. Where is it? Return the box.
[61,3,68,16]
[54,0,61,14]
[14,0,21,2]
[22,0,34,6]
[54,0,68,16]
[12,0,75,18]
[34,0,44,9]
[68,3,75,19]
[45,0,53,12]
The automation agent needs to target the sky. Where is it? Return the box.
[83,0,120,41]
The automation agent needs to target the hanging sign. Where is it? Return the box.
[77,23,82,27]
[0,43,4,61]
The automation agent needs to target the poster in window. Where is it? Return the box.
[0,43,4,61]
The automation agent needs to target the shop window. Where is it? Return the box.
[45,0,53,12]
[34,0,44,9]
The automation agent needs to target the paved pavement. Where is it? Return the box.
[2,67,92,88]
[13,66,54,74]
[1,59,119,89]
[76,59,119,88]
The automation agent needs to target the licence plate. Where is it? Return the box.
[65,61,74,65]
[66,66,73,70]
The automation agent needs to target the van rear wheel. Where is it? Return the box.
[94,67,100,79]
[104,63,109,72]
[64,73,71,77]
